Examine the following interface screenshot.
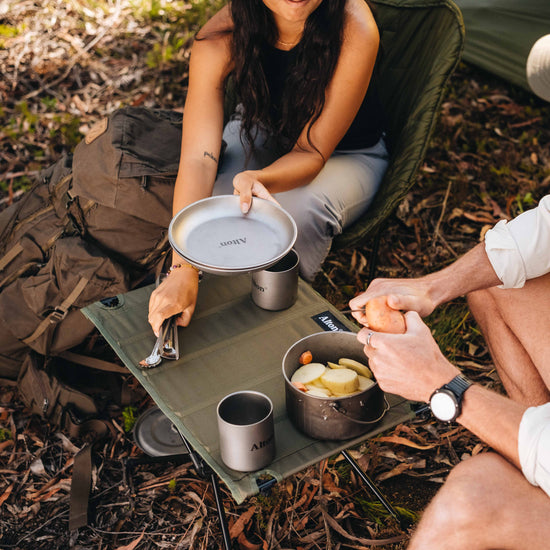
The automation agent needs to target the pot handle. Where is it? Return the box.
[328,396,390,425]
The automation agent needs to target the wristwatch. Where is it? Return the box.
[429,374,473,423]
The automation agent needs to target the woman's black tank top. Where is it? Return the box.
[261,43,386,150]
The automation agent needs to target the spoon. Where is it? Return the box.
[139,329,164,368]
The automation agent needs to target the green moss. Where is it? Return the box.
[355,497,419,526]
[0,24,20,38]
[122,406,138,433]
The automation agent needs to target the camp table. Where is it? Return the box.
[82,273,415,546]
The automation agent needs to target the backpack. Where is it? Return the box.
[0,107,184,530]
[0,107,183,382]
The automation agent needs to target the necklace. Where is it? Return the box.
[276,36,301,48]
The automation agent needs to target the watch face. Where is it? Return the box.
[430,390,458,422]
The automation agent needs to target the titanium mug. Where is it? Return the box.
[216,390,275,472]
[251,249,299,311]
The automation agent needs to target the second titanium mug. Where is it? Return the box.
[251,249,299,311]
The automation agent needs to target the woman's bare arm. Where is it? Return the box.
[148,9,232,335]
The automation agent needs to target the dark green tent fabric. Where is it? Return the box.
[334,0,465,247]
[454,0,550,92]
[82,275,413,504]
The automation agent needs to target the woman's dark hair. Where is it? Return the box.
[230,0,347,155]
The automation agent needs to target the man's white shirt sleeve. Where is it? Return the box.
[485,195,550,288]
[519,404,550,497]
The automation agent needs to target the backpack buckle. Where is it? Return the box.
[49,307,68,323]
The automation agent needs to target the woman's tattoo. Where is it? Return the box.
[204,151,218,163]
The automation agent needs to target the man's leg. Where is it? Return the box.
[408,452,550,550]
[467,272,550,405]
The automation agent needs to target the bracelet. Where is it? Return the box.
[169,262,203,280]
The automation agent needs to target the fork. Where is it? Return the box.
[160,315,179,360]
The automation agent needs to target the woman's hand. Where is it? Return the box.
[148,267,200,336]
[233,170,279,213]
[349,277,436,327]
[357,311,460,403]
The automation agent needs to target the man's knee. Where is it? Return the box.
[466,287,498,322]
[424,454,506,529]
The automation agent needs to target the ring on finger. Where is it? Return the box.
[366,331,374,347]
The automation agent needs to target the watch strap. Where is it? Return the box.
[444,374,472,399]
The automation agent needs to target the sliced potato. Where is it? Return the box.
[357,375,376,392]
[309,375,330,389]
[305,384,332,397]
[327,361,346,369]
[338,357,373,379]
[321,368,359,394]
[291,362,326,385]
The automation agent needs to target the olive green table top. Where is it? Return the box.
[82,273,414,504]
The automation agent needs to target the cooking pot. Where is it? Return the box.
[282,331,387,440]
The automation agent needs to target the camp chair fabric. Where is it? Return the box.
[455,0,550,92]
[334,0,465,248]
[82,275,413,504]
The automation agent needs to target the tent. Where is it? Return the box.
[454,0,550,93]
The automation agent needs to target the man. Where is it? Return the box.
[349,34,550,549]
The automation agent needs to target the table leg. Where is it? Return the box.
[211,471,233,550]
[177,431,233,550]
[341,450,411,530]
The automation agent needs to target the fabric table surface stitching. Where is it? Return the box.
[82,273,414,504]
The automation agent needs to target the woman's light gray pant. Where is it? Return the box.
[213,118,389,282]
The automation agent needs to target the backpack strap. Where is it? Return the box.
[22,277,89,347]
[58,350,128,374]
[69,443,93,531]
[0,243,24,271]
[68,419,115,531]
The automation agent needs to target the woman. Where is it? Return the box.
[148,0,388,336]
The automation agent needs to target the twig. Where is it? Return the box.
[432,179,452,251]
[1,170,39,181]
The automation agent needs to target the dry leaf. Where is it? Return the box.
[0,482,14,507]
[237,531,263,550]
[114,532,145,550]
[376,435,438,450]
[230,505,256,540]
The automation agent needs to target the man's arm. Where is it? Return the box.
[349,243,501,322]
[350,195,550,324]
[457,384,524,467]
